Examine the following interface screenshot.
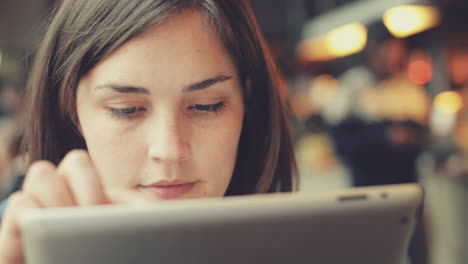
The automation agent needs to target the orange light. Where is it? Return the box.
[449,53,468,85]
[407,60,432,85]
[407,49,433,85]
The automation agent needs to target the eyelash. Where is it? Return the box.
[107,102,225,119]
[187,102,225,113]
[107,106,146,119]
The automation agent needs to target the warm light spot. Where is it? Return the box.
[433,91,463,115]
[407,60,433,85]
[325,23,367,57]
[407,50,433,85]
[449,53,468,85]
[384,5,441,38]
[298,23,367,61]
[298,38,331,61]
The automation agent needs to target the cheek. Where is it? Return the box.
[78,106,144,187]
[193,109,244,196]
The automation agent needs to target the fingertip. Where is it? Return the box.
[60,149,92,170]
[24,160,56,182]
[2,192,42,238]
[5,192,42,213]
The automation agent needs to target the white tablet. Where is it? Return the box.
[20,183,423,264]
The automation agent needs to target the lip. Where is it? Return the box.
[138,180,199,199]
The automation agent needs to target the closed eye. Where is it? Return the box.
[107,106,146,119]
[189,102,225,113]
[106,102,224,120]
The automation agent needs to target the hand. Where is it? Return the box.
[0,149,146,264]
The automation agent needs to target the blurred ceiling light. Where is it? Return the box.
[298,23,367,61]
[433,91,462,115]
[326,23,367,57]
[383,5,441,38]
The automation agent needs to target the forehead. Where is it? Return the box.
[131,10,213,52]
[80,10,236,90]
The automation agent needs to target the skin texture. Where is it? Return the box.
[0,10,244,264]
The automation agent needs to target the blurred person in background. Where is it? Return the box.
[0,86,23,119]
[0,119,25,201]
[0,77,25,121]
[0,79,27,201]
[323,37,430,264]
[327,38,430,187]
[0,120,15,199]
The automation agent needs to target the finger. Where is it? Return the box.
[22,161,75,208]
[0,192,42,264]
[57,150,108,206]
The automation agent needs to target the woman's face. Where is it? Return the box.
[76,11,244,200]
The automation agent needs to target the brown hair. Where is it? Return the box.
[24,0,297,195]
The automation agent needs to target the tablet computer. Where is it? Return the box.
[20,183,423,264]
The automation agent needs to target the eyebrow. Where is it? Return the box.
[185,75,232,92]
[94,75,233,95]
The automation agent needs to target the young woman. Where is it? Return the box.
[0,0,297,263]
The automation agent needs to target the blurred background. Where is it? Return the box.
[1,0,468,263]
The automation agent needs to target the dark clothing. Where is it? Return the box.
[331,118,425,186]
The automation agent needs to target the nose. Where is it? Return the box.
[147,114,191,163]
